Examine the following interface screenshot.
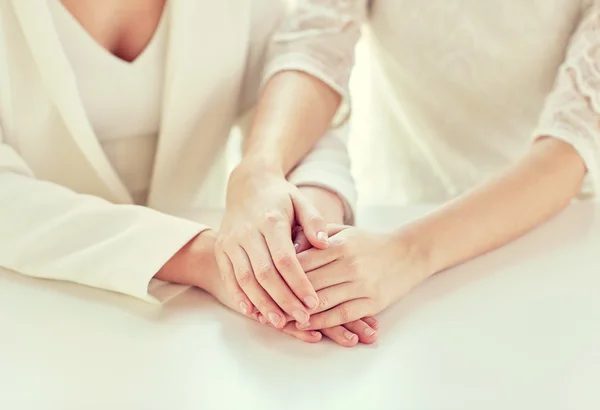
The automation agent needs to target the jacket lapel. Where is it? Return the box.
[11,0,133,203]
[148,0,251,209]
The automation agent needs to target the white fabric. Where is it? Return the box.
[281,0,600,205]
[0,0,355,302]
[49,0,168,205]
[354,0,600,204]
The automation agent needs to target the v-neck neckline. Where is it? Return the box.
[53,0,168,66]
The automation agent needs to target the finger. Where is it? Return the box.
[362,316,379,330]
[343,320,378,344]
[292,228,311,253]
[261,218,320,311]
[281,322,323,343]
[296,245,342,273]
[326,224,347,236]
[259,314,322,343]
[290,191,329,249]
[307,282,361,316]
[299,299,374,330]
[305,261,350,292]
[243,233,311,325]
[225,245,286,329]
[214,249,255,317]
[321,326,359,347]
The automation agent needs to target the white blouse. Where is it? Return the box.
[49,0,167,205]
[277,0,600,204]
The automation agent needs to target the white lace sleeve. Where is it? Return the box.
[534,5,600,199]
[262,0,368,126]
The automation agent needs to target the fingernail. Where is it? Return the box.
[311,331,321,338]
[297,321,311,329]
[364,328,376,337]
[239,302,248,315]
[259,315,268,325]
[317,231,328,243]
[294,243,300,252]
[292,310,309,324]
[344,331,357,340]
[268,312,281,327]
[303,296,318,310]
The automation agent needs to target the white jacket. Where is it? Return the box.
[0,0,355,302]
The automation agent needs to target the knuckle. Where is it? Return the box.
[255,264,275,282]
[318,294,329,309]
[255,299,270,314]
[337,305,352,322]
[274,251,294,268]
[335,237,352,253]
[235,269,254,287]
[263,210,284,225]
[214,236,227,251]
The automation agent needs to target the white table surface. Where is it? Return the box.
[1,204,599,410]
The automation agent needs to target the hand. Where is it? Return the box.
[216,162,329,330]
[293,186,345,253]
[159,230,325,343]
[285,187,379,347]
[295,225,429,331]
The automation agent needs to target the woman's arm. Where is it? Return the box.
[294,139,589,331]
[406,138,586,278]
[0,132,214,303]
[415,3,600,277]
[290,4,600,331]
[244,0,368,172]
[238,0,367,220]
[217,1,368,327]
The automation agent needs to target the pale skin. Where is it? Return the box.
[61,0,377,346]
[292,137,587,331]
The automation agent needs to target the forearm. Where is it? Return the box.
[403,137,587,278]
[242,71,341,173]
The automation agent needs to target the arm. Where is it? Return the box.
[215,0,367,328]
[291,5,600,331]
[244,0,368,173]
[410,4,600,277]
[237,0,367,223]
[0,132,211,303]
[406,138,585,278]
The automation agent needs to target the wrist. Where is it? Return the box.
[390,226,436,281]
[156,230,219,291]
[236,154,285,177]
[297,185,345,224]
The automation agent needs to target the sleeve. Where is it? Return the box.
[287,123,357,224]
[0,130,207,303]
[533,4,600,199]
[261,0,368,127]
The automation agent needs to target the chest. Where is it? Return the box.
[58,0,166,62]
[369,0,583,87]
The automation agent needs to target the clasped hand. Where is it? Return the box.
[215,164,394,346]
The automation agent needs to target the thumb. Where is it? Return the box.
[291,192,329,250]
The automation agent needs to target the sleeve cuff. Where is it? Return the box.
[103,213,208,304]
